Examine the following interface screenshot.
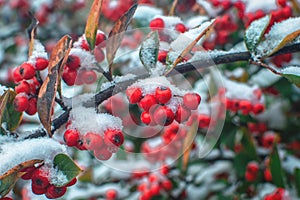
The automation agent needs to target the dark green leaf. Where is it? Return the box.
[270,146,285,187]
[281,66,300,88]
[53,154,82,187]
[295,168,300,197]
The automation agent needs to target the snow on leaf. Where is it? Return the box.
[165,19,215,75]
[245,15,271,54]
[139,31,159,72]
[281,66,300,87]
[0,137,67,176]
[53,154,82,187]
[257,17,300,57]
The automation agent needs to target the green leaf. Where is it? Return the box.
[257,17,300,57]
[233,131,258,177]
[295,168,300,197]
[84,0,103,50]
[139,31,159,72]
[0,90,22,133]
[53,154,82,187]
[280,66,300,87]
[269,146,285,187]
[245,15,271,54]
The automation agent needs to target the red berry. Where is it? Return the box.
[155,86,172,104]
[264,168,272,182]
[94,46,105,63]
[106,189,118,199]
[95,32,106,47]
[35,57,49,70]
[104,129,124,147]
[139,94,158,112]
[94,148,113,160]
[0,197,13,200]
[66,55,81,70]
[14,94,29,112]
[19,63,36,80]
[64,129,80,147]
[175,105,191,123]
[62,67,77,86]
[81,70,97,84]
[15,81,31,94]
[149,18,164,30]
[158,51,168,64]
[25,97,37,115]
[262,132,276,148]
[221,0,231,9]
[153,106,174,126]
[161,179,172,190]
[277,0,286,7]
[239,100,252,115]
[83,132,103,150]
[183,93,201,110]
[245,171,257,182]
[65,178,77,187]
[160,165,169,175]
[252,103,265,115]
[31,168,50,189]
[13,66,23,83]
[126,87,143,104]
[45,185,67,199]
[150,184,160,196]
[81,39,90,51]
[246,161,259,174]
[198,114,210,129]
[175,23,187,33]
[21,166,36,180]
[141,111,152,125]
[31,183,47,195]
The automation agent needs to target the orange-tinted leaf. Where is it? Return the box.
[106,3,138,73]
[169,0,178,16]
[0,159,43,198]
[27,14,39,57]
[182,121,198,172]
[37,35,72,136]
[84,0,103,50]
[165,19,215,76]
[0,90,22,133]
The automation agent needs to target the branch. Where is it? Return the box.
[34,42,300,137]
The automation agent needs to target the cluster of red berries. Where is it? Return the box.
[226,98,265,115]
[245,161,259,182]
[247,122,267,134]
[137,166,173,200]
[102,0,133,21]
[264,188,286,200]
[20,165,76,199]
[64,123,124,161]
[244,0,292,28]
[62,31,106,86]
[13,57,49,115]
[149,17,188,33]
[126,83,201,126]
[272,53,292,68]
